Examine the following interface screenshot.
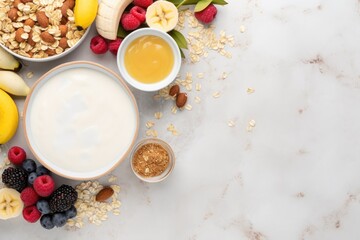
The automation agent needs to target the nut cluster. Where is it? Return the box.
[169,84,187,108]
[0,0,84,58]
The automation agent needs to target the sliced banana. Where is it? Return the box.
[0,188,24,220]
[146,1,178,32]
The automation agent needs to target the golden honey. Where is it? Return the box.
[124,35,174,84]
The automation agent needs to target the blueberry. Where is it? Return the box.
[36,199,51,214]
[28,172,38,185]
[22,159,36,173]
[40,214,54,230]
[52,212,67,227]
[65,205,77,219]
[36,165,50,176]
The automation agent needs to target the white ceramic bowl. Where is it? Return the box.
[117,28,181,92]
[23,61,139,180]
[0,26,90,62]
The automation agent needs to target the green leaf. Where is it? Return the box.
[169,30,188,49]
[179,48,185,58]
[211,0,228,5]
[194,0,212,12]
[117,24,128,38]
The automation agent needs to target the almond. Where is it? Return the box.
[176,92,187,108]
[13,0,21,8]
[27,31,35,46]
[95,187,114,202]
[169,84,180,97]
[59,37,68,49]
[36,11,49,28]
[66,0,75,9]
[24,18,35,27]
[15,28,25,43]
[59,25,68,37]
[60,16,68,25]
[21,0,33,3]
[8,8,18,21]
[40,32,55,43]
[45,48,56,56]
[61,2,70,17]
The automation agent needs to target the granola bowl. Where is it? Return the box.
[0,0,90,62]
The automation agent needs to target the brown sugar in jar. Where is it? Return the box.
[132,143,170,177]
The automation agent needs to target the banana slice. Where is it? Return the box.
[0,188,24,220]
[146,1,178,32]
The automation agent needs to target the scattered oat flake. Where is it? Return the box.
[146,129,158,137]
[240,25,246,33]
[196,73,204,79]
[228,120,235,127]
[212,91,221,98]
[171,106,178,114]
[26,71,33,79]
[220,72,228,80]
[247,88,255,94]
[195,96,201,103]
[167,124,179,136]
[108,175,117,183]
[185,104,192,111]
[247,120,256,132]
[154,112,163,119]
[146,121,155,129]
[195,83,201,91]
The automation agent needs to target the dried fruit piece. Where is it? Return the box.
[176,92,187,108]
[95,187,114,202]
[169,84,180,97]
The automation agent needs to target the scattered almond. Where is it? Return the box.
[36,11,49,28]
[66,0,75,8]
[40,32,55,43]
[169,84,180,97]
[24,19,35,27]
[59,37,68,49]
[45,48,56,56]
[15,28,25,43]
[176,93,188,108]
[61,2,70,17]
[95,187,114,202]
[59,25,68,37]
[21,0,33,3]
[27,31,35,46]
[7,8,18,21]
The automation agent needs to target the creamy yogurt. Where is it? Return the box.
[29,67,137,173]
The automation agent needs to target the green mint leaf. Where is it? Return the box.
[194,0,212,12]
[169,30,188,49]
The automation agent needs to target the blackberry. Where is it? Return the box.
[2,167,28,192]
[49,185,77,212]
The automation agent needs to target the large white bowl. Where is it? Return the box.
[23,61,139,180]
[117,28,181,92]
[0,26,90,63]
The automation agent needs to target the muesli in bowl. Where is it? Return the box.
[0,0,88,62]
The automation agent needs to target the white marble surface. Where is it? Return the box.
[2,0,360,239]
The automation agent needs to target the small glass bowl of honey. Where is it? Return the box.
[117,28,181,92]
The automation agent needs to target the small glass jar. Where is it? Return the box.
[130,138,175,183]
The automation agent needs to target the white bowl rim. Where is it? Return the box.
[117,28,181,92]
[0,26,91,62]
[23,61,140,180]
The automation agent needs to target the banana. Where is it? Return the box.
[0,71,30,97]
[146,1,178,32]
[0,89,19,145]
[0,188,24,220]
[96,0,133,40]
[74,0,99,29]
[0,47,22,72]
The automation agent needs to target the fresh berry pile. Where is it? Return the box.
[1,146,78,230]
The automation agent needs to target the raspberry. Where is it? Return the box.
[121,13,141,31]
[133,0,153,8]
[130,6,146,23]
[90,35,108,54]
[8,146,27,165]
[23,205,41,223]
[108,38,123,55]
[20,187,39,206]
[194,4,217,24]
[33,175,55,197]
